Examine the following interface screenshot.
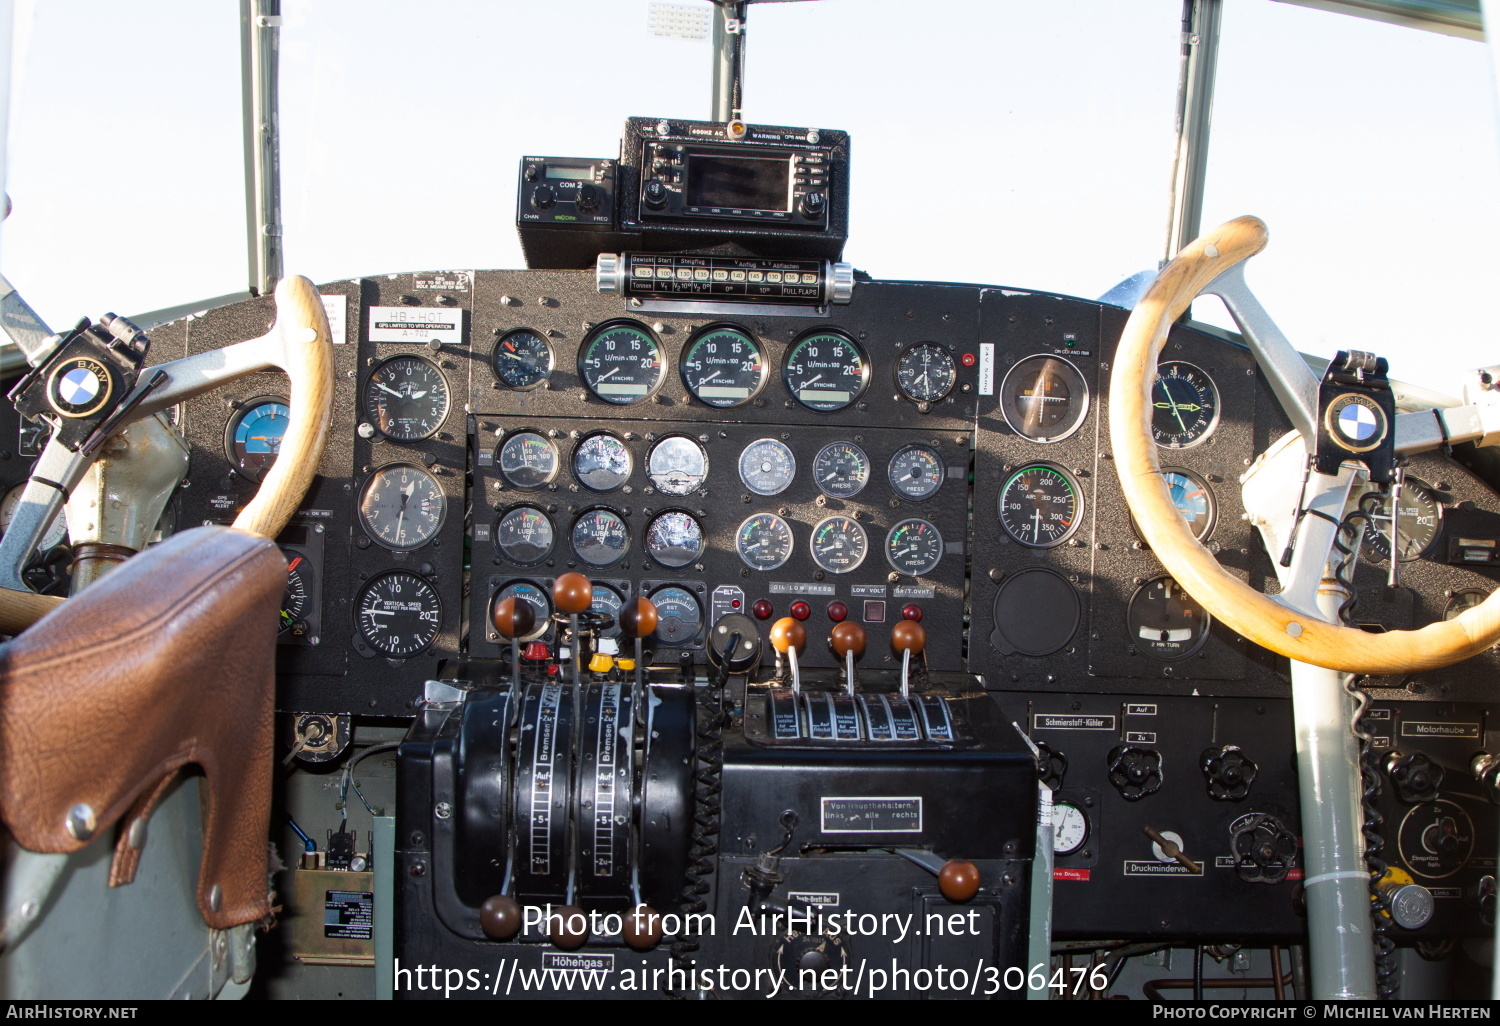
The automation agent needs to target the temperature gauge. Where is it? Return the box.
[571,508,629,568]
[739,438,796,496]
[1000,356,1089,442]
[279,549,314,637]
[590,583,625,639]
[647,436,708,496]
[494,505,555,566]
[645,510,705,569]
[680,325,765,407]
[493,580,550,642]
[491,328,554,390]
[573,433,632,492]
[497,431,559,490]
[649,585,703,647]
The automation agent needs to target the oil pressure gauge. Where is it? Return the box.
[739,438,796,496]
[1052,801,1090,856]
[812,441,870,498]
[888,444,944,501]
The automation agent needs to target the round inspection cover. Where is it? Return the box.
[989,566,1080,657]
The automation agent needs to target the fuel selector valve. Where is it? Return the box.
[1386,750,1444,804]
[830,621,866,696]
[1201,745,1258,801]
[1107,745,1163,801]
[769,617,806,693]
[1230,812,1298,884]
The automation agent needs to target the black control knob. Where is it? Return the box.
[1472,753,1500,804]
[531,185,556,212]
[1386,751,1443,804]
[1478,876,1496,927]
[1035,740,1067,788]
[799,191,826,218]
[1201,745,1258,801]
[524,164,539,182]
[576,185,601,215]
[1231,812,1298,884]
[643,179,669,210]
[1106,745,1163,801]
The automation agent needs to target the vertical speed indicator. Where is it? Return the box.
[579,322,663,405]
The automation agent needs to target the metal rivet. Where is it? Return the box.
[20,901,37,920]
[65,803,96,841]
[435,802,452,820]
[128,818,147,850]
[1286,622,1303,638]
[209,884,223,912]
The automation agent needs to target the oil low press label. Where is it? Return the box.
[821,796,923,833]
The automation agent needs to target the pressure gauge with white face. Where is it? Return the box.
[1052,801,1090,856]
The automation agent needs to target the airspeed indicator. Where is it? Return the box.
[998,464,1081,548]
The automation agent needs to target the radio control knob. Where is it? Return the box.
[643,179,669,209]
[576,185,601,215]
[799,191,826,218]
[532,185,556,211]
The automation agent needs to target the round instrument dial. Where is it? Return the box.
[1151,361,1220,449]
[680,325,765,407]
[783,330,868,413]
[359,463,446,551]
[647,436,708,496]
[493,580,550,642]
[579,321,663,405]
[1362,480,1443,562]
[280,549,313,636]
[0,483,67,550]
[225,396,291,481]
[356,571,442,658]
[885,518,944,577]
[809,515,869,574]
[896,342,957,403]
[739,438,796,496]
[998,463,1081,548]
[1127,575,1211,660]
[571,508,629,568]
[497,431,558,490]
[494,505,555,566]
[573,433,632,492]
[812,441,870,498]
[590,583,625,639]
[491,328,554,390]
[1162,468,1216,541]
[645,510,705,569]
[649,585,703,647]
[1000,356,1089,442]
[363,355,450,441]
[736,513,794,571]
[888,444,944,501]
[1052,801,1090,856]
[1445,588,1491,622]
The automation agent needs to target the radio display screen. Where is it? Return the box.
[545,165,594,181]
[685,153,790,211]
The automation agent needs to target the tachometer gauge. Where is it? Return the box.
[363,355,450,441]
[645,510,705,569]
[1000,356,1089,442]
[1361,480,1442,562]
[494,505,555,566]
[1127,575,1211,660]
[491,328,554,390]
[680,325,765,407]
[896,342,957,403]
[998,463,1081,548]
[783,330,868,413]
[0,483,67,550]
[571,508,629,568]
[888,444,944,501]
[359,463,446,550]
[736,513,794,571]
[885,518,944,576]
[590,583,625,638]
[739,438,796,496]
[279,550,314,636]
[579,321,663,405]
[647,436,708,495]
[1052,801,1090,856]
[493,580,550,642]
[497,431,559,490]
[809,515,869,574]
[572,433,632,492]
[649,585,703,647]
[812,441,870,498]
[1151,361,1219,449]
[355,570,442,658]
[1161,468,1216,541]
[225,396,291,481]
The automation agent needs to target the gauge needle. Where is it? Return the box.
[1032,507,1043,540]
[376,382,405,400]
[801,373,824,388]
[595,368,619,383]
[698,370,720,385]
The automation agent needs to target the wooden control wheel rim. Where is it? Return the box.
[1107,215,1500,674]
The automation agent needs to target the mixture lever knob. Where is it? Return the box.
[491,595,537,688]
[890,619,925,698]
[552,572,592,686]
[830,621,866,696]
[769,617,806,693]
[617,596,658,687]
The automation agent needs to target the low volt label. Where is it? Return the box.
[821,796,923,833]
[324,890,374,940]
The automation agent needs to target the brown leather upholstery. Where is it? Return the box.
[0,526,284,930]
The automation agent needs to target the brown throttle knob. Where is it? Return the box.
[491,596,536,641]
[891,619,926,655]
[830,621,867,658]
[622,904,663,951]
[479,894,522,940]
[552,572,593,615]
[548,904,590,950]
[770,617,806,655]
[618,597,659,639]
[938,859,981,902]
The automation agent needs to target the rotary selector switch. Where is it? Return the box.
[1201,745,1258,801]
[1107,746,1163,801]
[1386,751,1444,804]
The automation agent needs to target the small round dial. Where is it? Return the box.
[809,516,869,574]
[1162,468,1216,541]
[647,436,708,496]
[280,549,313,636]
[590,583,625,639]
[491,328,554,390]
[888,444,944,501]
[225,396,291,481]
[579,321,664,405]
[1052,801,1090,856]
[680,325,765,407]
[497,431,558,490]
[359,463,446,550]
[885,518,944,577]
[645,510,705,569]
[363,355,450,441]
[1362,480,1442,562]
[493,580,550,642]
[573,433,632,492]
[1127,575,1211,660]
[649,585,703,647]
[783,330,868,413]
[812,441,870,498]
[494,505,555,566]
[739,438,796,496]
[1000,356,1089,442]
[0,484,67,549]
[356,570,442,658]
[1445,588,1491,622]
[1152,361,1220,448]
[571,508,629,568]
[736,513,794,571]
[896,342,957,403]
[998,463,1081,548]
